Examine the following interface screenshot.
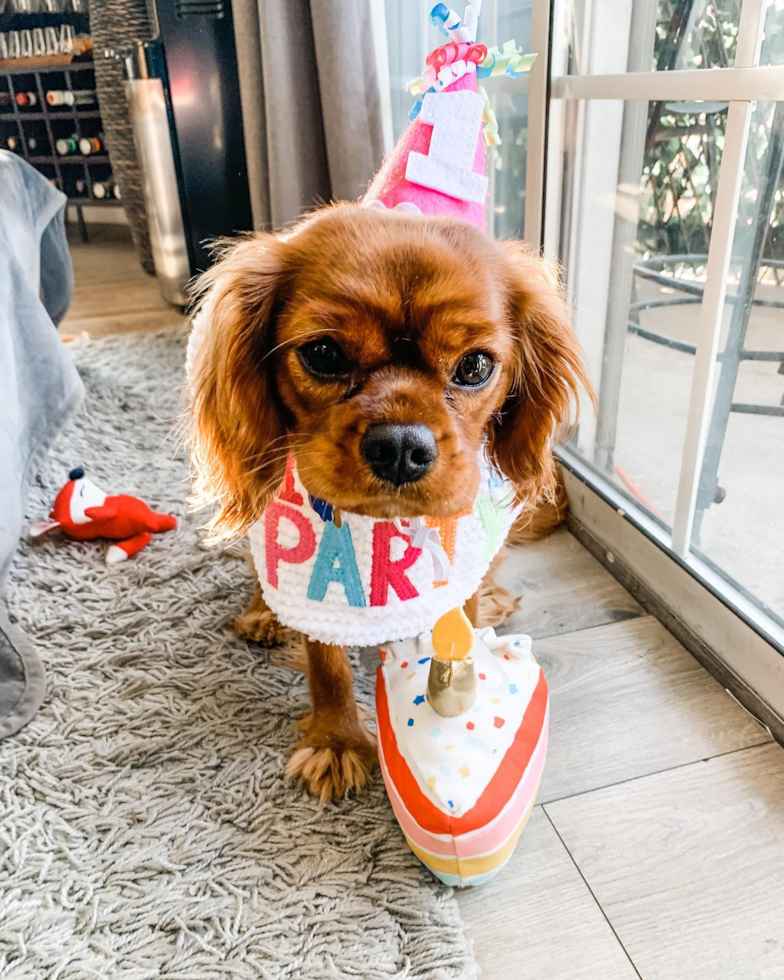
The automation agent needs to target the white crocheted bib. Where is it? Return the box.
[248,455,519,646]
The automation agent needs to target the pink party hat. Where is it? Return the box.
[362,2,536,231]
[363,69,488,229]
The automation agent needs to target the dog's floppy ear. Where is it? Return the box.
[188,235,290,542]
[488,242,591,504]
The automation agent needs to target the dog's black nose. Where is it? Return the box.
[361,423,438,486]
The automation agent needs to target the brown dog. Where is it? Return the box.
[188,203,588,800]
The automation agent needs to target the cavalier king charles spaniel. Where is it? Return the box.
[188,203,588,800]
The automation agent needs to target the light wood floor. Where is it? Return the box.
[59,224,187,339]
[64,229,784,980]
[461,533,783,980]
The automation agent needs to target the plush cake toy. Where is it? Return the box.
[377,606,548,887]
[30,468,177,564]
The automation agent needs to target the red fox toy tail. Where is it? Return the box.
[106,532,153,565]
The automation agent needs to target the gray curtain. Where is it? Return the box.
[233,0,386,231]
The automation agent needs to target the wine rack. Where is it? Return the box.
[0,59,121,226]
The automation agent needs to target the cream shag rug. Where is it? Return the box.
[2,329,479,980]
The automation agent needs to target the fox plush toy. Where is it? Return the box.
[30,468,177,564]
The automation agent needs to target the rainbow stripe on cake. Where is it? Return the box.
[376,628,549,886]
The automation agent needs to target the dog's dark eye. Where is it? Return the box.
[453,351,494,388]
[298,339,350,378]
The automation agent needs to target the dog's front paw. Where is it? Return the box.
[286,714,377,801]
[234,605,292,646]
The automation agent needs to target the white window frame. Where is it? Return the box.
[529,0,784,729]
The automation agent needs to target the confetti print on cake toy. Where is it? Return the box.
[377,619,548,887]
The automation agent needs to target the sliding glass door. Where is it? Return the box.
[543,0,784,673]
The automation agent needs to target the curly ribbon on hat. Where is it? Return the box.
[428,40,487,70]
[410,41,535,102]
[407,6,537,129]
[409,41,487,97]
[477,40,537,79]
[479,85,500,146]
[393,517,451,583]
[430,1,483,44]
[408,99,425,123]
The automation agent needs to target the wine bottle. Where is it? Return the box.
[6,136,20,152]
[113,183,121,200]
[0,92,12,108]
[79,135,103,155]
[46,89,98,108]
[15,92,38,108]
[55,136,79,156]
[74,179,88,196]
[26,136,40,153]
[92,179,114,200]
[65,90,97,107]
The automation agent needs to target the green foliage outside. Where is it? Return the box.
[638,0,784,272]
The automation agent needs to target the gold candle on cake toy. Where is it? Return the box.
[427,606,478,717]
